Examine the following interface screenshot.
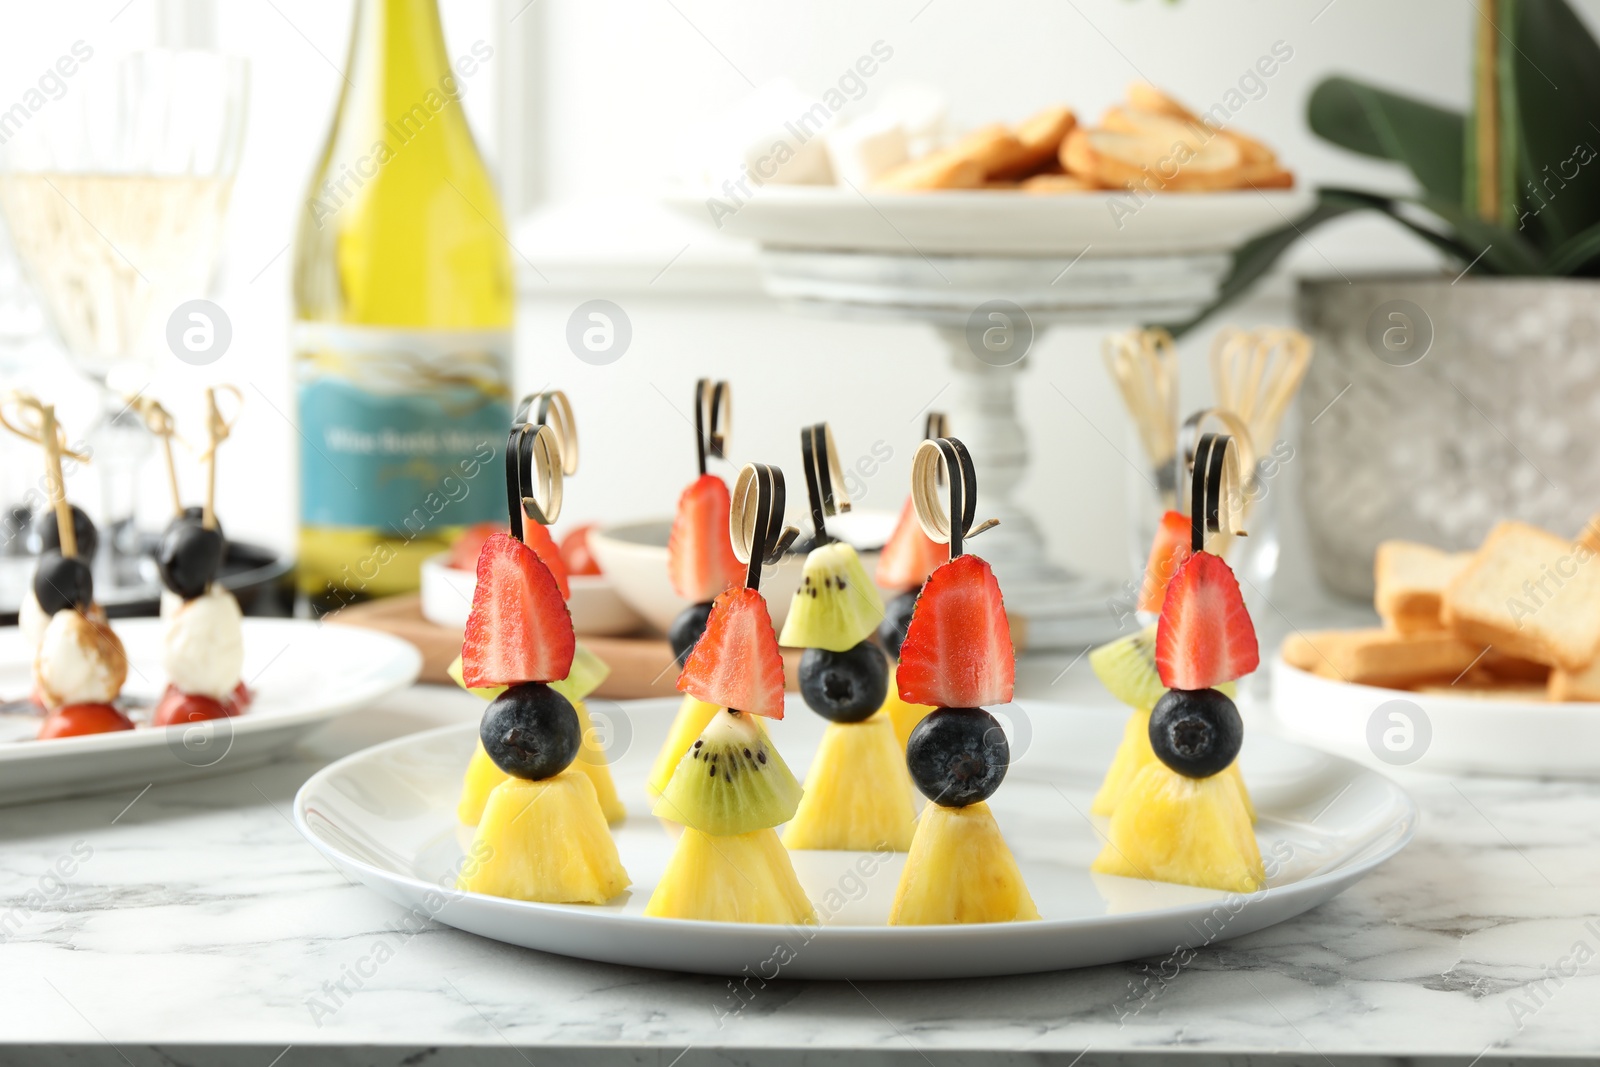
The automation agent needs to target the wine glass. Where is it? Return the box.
[0,49,248,588]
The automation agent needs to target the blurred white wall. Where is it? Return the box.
[0,0,1590,598]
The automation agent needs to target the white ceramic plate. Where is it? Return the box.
[0,619,422,805]
[1272,657,1600,778]
[295,695,1414,979]
[420,554,645,637]
[588,509,894,635]
[662,185,1313,257]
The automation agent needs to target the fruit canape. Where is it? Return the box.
[645,462,815,924]
[452,391,626,825]
[888,436,1039,925]
[1091,432,1264,894]
[647,379,743,799]
[873,413,946,749]
[455,414,629,904]
[0,394,131,737]
[776,421,916,852]
[146,390,251,726]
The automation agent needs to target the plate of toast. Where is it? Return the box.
[1273,518,1600,777]
[666,83,1311,257]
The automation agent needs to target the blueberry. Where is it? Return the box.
[33,550,93,614]
[480,682,581,780]
[33,505,98,562]
[905,706,1008,806]
[877,588,919,660]
[1149,687,1243,779]
[799,641,888,723]
[157,519,225,600]
[668,600,714,666]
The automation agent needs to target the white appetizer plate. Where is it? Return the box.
[296,695,1414,979]
[1272,657,1600,779]
[662,186,1313,257]
[0,619,422,805]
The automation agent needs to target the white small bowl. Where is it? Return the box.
[419,554,646,637]
[587,510,893,635]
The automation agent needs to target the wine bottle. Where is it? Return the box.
[293,0,511,608]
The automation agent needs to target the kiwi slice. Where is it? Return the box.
[448,640,611,704]
[653,708,803,835]
[1090,624,1234,711]
[777,541,885,652]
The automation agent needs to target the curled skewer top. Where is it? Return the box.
[800,421,848,544]
[505,422,564,540]
[1188,432,1247,554]
[694,379,731,476]
[0,392,88,558]
[515,390,578,476]
[911,436,998,561]
[730,462,798,593]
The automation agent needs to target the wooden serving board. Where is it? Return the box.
[329,594,801,699]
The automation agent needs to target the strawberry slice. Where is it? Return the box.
[520,519,571,599]
[461,532,576,688]
[1155,551,1259,689]
[668,474,743,602]
[896,553,1014,708]
[676,586,786,718]
[875,496,946,592]
[1138,510,1193,613]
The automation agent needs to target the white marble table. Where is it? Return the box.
[2,652,1598,1067]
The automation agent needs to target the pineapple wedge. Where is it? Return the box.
[644,827,815,924]
[881,664,934,750]
[1091,708,1256,822]
[646,695,721,799]
[458,699,626,826]
[458,769,630,904]
[1091,761,1264,893]
[889,801,1040,925]
[573,699,626,824]
[457,741,505,826]
[783,712,917,851]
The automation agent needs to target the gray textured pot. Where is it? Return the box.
[1297,275,1600,600]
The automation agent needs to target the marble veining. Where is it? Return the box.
[0,659,1597,1063]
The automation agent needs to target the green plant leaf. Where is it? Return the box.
[1544,218,1600,274]
[1308,77,1466,205]
[1503,0,1600,248]
[1164,194,1361,337]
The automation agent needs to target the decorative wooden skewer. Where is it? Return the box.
[505,390,576,544]
[515,390,579,476]
[730,462,798,592]
[199,386,242,532]
[128,395,184,518]
[0,392,91,558]
[1179,408,1254,559]
[1209,327,1313,451]
[1104,327,1179,508]
[800,421,848,545]
[923,412,948,486]
[911,435,999,561]
[1189,431,1248,554]
[694,379,731,476]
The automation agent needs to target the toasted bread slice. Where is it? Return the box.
[988,106,1076,180]
[1443,520,1600,670]
[1578,514,1600,556]
[945,124,1036,181]
[1550,657,1600,701]
[1061,127,1245,192]
[1125,83,1200,123]
[1375,541,1473,633]
[874,152,986,191]
[1480,649,1551,684]
[1284,628,1484,687]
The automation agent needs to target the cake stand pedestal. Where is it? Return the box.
[756,247,1233,649]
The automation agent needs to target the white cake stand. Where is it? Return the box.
[664,188,1311,648]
